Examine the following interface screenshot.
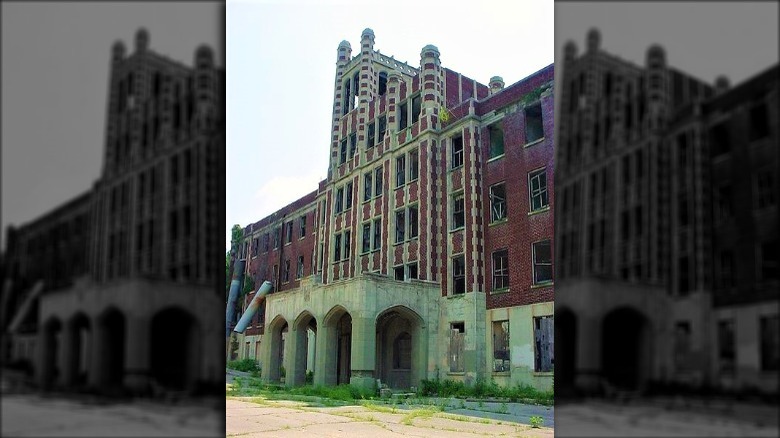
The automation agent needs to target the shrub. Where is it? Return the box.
[227,358,259,373]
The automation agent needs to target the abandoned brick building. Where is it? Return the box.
[234,29,555,391]
[1,28,225,393]
[555,28,778,395]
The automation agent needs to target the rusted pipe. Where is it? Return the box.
[233,280,273,334]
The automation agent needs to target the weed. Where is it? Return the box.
[529,415,544,428]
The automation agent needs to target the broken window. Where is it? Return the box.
[335,187,344,214]
[710,122,730,157]
[451,136,464,169]
[345,182,353,210]
[452,255,465,295]
[532,240,552,284]
[395,209,405,243]
[760,240,779,281]
[529,168,548,212]
[449,322,465,372]
[340,139,347,164]
[378,115,387,143]
[756,171,776,209]
[362,222,371,253]
[750,102,769,141]
[273,227,280,249]
[373,218,381,250]
[452,194,465,229]
[367,120,376,147]
[525,103,544,143]
[408,205,418,239]
[296,256,304,279]
[490,183,507,222]
[409,149,419,181]
[343,230,351,259]
[283,259,290,283]
[378,72,388,96]
[364,172,372,201]
[718,319,736,374]
[533,316,554,372]
[349,133,357,158]
[299,216,306,238]
[407,262,418,280]
[760,315,779,371]
[492,249,509,290]
[493,320,510,372]
[334,233,342,261]
[286,221,293,244]
[411,94,421,125]
[488,124,504,159]
[399,102,408,130]
[394,265,404,281]
[375,167,383,196]
[396,155,406,187]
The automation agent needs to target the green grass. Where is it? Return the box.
[418,377,553,406]
[227,358,260,373]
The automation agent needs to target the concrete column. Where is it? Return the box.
[313,323,335,386]
[349,316,376,390]
[35,328,48,388]
[123,314,150,392]
[576,313,602,392]
[286,326,305,387]
[411,323,428,389]
[87,324,104,387]
[259,329,273,384]
[62,323,78,387]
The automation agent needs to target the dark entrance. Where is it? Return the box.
[556,307,577,394]
[601,307,648,389]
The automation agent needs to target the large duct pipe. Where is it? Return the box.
[225,259,246,338]
[233,281,273,334]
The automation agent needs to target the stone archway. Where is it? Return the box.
[265,315,288,383]
[601,306,650,389]
[150,307,201,390]
[41,317,63,389]
[556,307,577,395]
[291,311,316,386]
[375,306,425,390]
[65,313,91,387]
[97,307,126,388]
[322,306,352,386]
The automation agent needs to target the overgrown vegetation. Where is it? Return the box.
[529,415,544,428]
[227,358,260,373]
[418,378,553,406]
[228,376,376,402]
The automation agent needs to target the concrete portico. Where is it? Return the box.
[261,274,439,390]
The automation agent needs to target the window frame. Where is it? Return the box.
[528,168,549,212]
[452,255,466,295]
[492,249,509,291]
[489,182,507,222]
[452,194,465,230]
[451,136,464,169]
[532,239,553,285]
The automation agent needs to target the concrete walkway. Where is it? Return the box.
[226,397,553,437]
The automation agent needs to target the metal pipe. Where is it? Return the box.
[225,258,246,338]
[233,280,273,334]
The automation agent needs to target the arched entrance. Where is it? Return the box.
[556,307,577,394]
[601,307,650,389]
[322,306,352,386]
[375,306,424,390]
[66,313,91,387]
[41,317,63,389]
[97,307,126,387]
[150,307,201,390]
[291,311,316,386]
[266,315,288,383]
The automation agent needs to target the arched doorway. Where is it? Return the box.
[322,306,352,386]
[291,311,316,386]
[41,317,63,389]
[266,315,288,383]
[66,313,91,387]
[375,306,424,390]
[556,307,577,395]
[601,307,650,389]
[97,307,126,387]
[150,307,201,390]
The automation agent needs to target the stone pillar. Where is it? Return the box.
[645,44,669,132]
[313,323,335,386]
[285,326,306,387]
[419,44,443,129]
[358,29,376,106]
[386,73,402,136]
[87,323,104,387]
[349,316,376,391]
[35,328,48,388]
[259,328,274,384]
[575,313,602,392]
[62,323,78,387]
[123,314,150,392]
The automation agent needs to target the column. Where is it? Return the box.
[123,314,150,392]
[349,316,376,390]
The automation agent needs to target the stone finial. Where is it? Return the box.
[489,76,505,94]
[361,28,375,38]
[586,28,600,53]
[195,44,214,68]
[135,27,149,53]
[646,44,666,68]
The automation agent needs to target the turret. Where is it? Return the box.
[586,28,600,54]
[358,28,376,105]
[194,44,216,131]
[645,44,669,130]
[135,27,149,54]
[330,40,352,170]
[489,76,505,95]
[419,44,443,128]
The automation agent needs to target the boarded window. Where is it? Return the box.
[533,316,554,372]
[493,320,510,372]
[450,322,465,372]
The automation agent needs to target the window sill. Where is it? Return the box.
[489,219,508,227]
[449,165,464,173]
[449,226,465,233]
[447,372,465,376]
[487,154,505,163]
[528,206,550,216]
[492,371,511,376]
[298,236,305,241]
[533,372,554,377]
[490,288,510,295]
[523,137,545,148]
[531,281,553,289]
[447,293,466,299]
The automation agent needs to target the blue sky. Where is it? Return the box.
[225,0,555,249]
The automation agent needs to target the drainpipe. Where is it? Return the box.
[234,281,274,333]
[225,258,246,338]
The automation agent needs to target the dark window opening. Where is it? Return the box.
[299,216,306,238]
[335,187,344,214]
[394,266,404,281]
[492,250,509,290]
[372,218,381,251]
[750,102,769,141]
[452,255,466,295]
[283,259,290,283]
[529,169,549,211]
[396,155,406,187]
[395,210,405,243]
[378,116,387,143]
[761,240,779,281]
[411,94,421,124]
[362,223,371,253]
[760,316,779,371]
[408,205,418,239]
[533,240,552,284]
[710,123,730,157]
[409,149,419,181]
[367,121,376,147]
[493,320,510,372]
[378,72,388,96]
[525,103,544,143]
[452,195,465,229]
[345,182,353,210]
[489,124,505,158]
[340,139,347,164]
[407,262,418,280]
[349,133,357,158]
[451,136,464,169]
[334,234,342,261]
[399,102,408,130]
[490,183,507,222]
[375,167,383,197]
[364,172,373,201]
[343,230,351,259]
[296,256,304,279]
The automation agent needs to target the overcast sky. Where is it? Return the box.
[226,0,555,250]
[1,2,222,251]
